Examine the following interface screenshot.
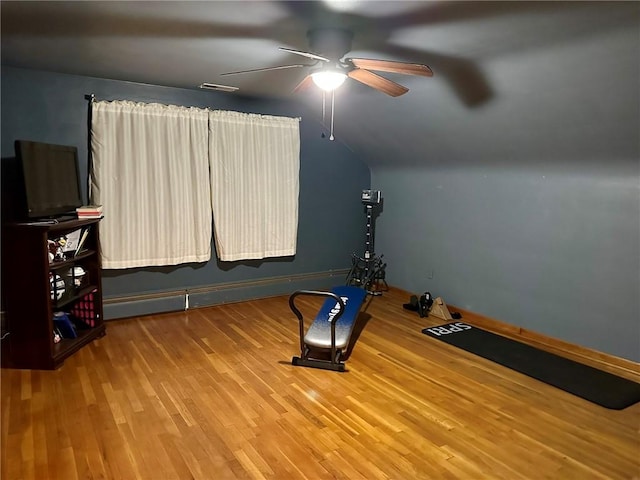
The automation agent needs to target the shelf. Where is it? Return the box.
[1,217,104,370]
[49,249,96,271]
[52,324,106,367]
[54,284,99,310]
[13,216,100,232]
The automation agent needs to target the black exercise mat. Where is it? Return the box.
[422,322,640,410]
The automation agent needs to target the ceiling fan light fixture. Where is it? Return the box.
[311,71,347,91]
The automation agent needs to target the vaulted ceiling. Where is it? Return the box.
[2,1,638,168]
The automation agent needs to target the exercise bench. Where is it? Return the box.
[289,285,368,372]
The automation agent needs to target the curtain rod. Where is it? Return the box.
[83,94,302,122]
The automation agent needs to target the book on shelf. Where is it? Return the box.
[61,228,82,253]
[74,226,91,256]
[76,205,103,218]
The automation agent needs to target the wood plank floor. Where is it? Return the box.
[2,287,639,479]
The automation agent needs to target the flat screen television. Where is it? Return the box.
[14,140,84,219]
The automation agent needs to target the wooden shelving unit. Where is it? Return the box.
[1,217,105,369]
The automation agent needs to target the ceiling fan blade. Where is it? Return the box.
[293,75,314,94]
[279,47,330,63]
[220,64,306,76]
[348,58,433,77]
[348,69,409,97]
[199,83,239,92]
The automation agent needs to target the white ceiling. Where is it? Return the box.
[2,1,638,167]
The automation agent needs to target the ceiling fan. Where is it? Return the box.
[220,28,433,97]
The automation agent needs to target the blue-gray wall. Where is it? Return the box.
[370,23,639,362]
[1,67,370,316]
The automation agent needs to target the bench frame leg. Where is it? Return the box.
[292,356,346,372]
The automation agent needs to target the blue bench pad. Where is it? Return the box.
[304,286,367,349]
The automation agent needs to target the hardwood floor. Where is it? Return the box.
[2,287,639,479]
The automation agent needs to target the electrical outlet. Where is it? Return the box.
[428,270,434,279]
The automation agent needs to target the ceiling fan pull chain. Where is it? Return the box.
[330,90,335,141]
[322,90,326,125]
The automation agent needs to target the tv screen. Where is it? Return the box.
[15,140,84,219]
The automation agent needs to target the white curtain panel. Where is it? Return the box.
[209,110,300,261]
[91,100,212,269]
